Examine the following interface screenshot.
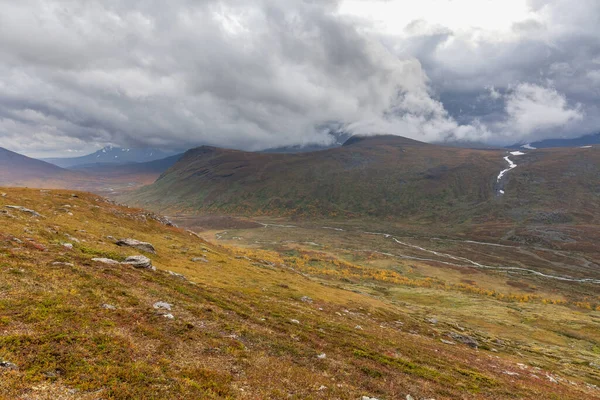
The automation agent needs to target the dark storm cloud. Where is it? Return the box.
[386,0,600,143]
[0,0,598,157]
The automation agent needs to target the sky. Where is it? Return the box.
[0,0,599,157]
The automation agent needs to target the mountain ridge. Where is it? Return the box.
[124,135,600,226]
[44,146,180,168]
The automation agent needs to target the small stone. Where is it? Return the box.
[63,243,73,250]
[290,319,300,324]
[163,313,175,319]
[43,370,60,378]
[300,296,313,303]
[427,318,438,324]
[355,325,363,330]
[168,271,186,279]
[441,339,456,345]
[191,257,209,263]
[406,395,415,400]
[318,385,327,391]
[0,361,18,370]
[317,353,327,359]
[153,301,172,311]
[101,304,117,310]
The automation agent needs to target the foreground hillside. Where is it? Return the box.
[124,136,600,225]
[1,188,599,399]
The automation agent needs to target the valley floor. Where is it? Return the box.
[0,188,599,399]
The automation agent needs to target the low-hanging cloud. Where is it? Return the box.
[0,0,598,157]
[502,83,583,138]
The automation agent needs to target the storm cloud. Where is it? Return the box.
[0,0,598,157]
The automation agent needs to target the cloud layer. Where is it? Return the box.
[0,0,598,157]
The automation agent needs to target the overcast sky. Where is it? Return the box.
[0,0,599,157]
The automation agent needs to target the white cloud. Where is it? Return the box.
[0,0,599,156]
[502,83,583,138]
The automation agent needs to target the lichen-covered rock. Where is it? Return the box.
[116,238,156,254]
[153,301,172,311]
[123,255,154,270]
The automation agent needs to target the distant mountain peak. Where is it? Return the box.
[44,147,179,168]
[342,134,426,147]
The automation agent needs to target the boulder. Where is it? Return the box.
[116,238,156,254]
[123,255,154,270]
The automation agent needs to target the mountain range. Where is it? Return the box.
[43,146,180,168]
[123,135,600,226]
[509,132,600,149]
[0,146,182,194]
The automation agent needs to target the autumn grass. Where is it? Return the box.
[0,187,598,399]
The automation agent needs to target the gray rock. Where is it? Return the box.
[153,301,172,311]
[101,304,117,310]
[5,205,43,217]
[116,238,156,254]
[0,361,18,370]
[449,332,479,349]
[92,258,120,265]
[191,257,209,263]
[63,243,73,250]
[163,313,175,319]
[300,296,313,303]
[123,255,154,270]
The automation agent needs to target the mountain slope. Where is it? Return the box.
[0,147,79,186]
[70,153,183,180]
[44,146,178,168]
[126,135,506,221]
[1,187,598,399]
[125,136,600,224]
[0,148,182,194]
